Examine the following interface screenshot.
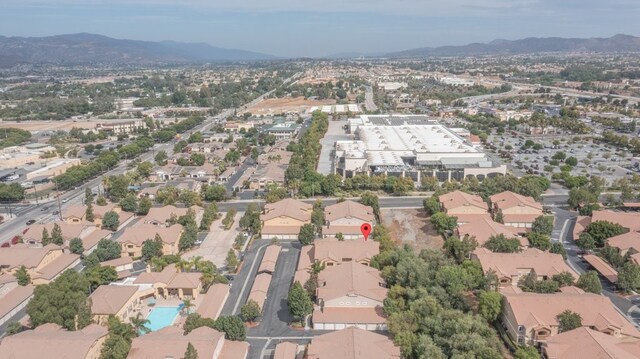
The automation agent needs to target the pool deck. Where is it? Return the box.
[142,297,205,332]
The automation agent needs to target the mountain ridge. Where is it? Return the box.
[384,34,640,58]
[0,33,276,67]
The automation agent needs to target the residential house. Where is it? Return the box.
[100,256,135,280]
[133,264,202,300]
[306,327,400,359]
[322,200,375,239]
[127,326,249,359]
[541,327,640,359]
[24,221,96,247]
[144,205,203,227]
[0,323,108,359]
[573,211,640,239]
[248,163,287,190]
[489,191,543,228]
[472,248,577,288]
[0,282,34,327]
[313,262,388,331]
[63,203,134,230]
[81,229,112,255]
[456,217,527,247]
[260,198,313,240]
[438,190,490,224]
[117,223,183,258]
[502,287,640,346]
[606,231,640,256]
[195,283,230,320]
[294,238,379,285]
[0,244,81,285]
[90,285,150,325]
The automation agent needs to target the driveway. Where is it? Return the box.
[182,212,242,267]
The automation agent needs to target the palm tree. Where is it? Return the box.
[176,258,192,273]
[130,313,151,335]
[150,257,166,272]
[190,256,204,272]
[181,299,194,316]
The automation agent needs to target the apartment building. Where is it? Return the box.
[438,190,490,224]
[322,200,375,239]
[313,262,388,331]
[117,223,183,258]
[306,327,400,359]
[472,248,577,288]
[502,287,640,346]
[260,198,312,240]
[489,191,543,228]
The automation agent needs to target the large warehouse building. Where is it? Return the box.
[334,115,506,185]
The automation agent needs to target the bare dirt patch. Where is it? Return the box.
[381,208,444,251]
[247,96,335,115]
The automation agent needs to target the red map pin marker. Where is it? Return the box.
[360,223,372,241]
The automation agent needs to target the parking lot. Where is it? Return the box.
[316,119,349,175]
[486,132,634,184]
[182,212,243,267]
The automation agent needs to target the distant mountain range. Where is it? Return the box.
[0,33,276,67]
[0,33,639,67]
[384,34,640,58]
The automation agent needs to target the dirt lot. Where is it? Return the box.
[0,120,97,131]
[381,208,444,251]
[247,96,335,115]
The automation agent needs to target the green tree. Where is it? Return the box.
[106,175,130,201]
[430,212,458,234]
[527,232,551,251]
[298,223,316,245]
[85,266,118,291]
[204,185,227,202]
[129,313,151,335]
[141,234,164,261]
[94,239,122,262]
[494,210,504,224]
[584,221,628,247]
[69,238,84,255]
[483,234,521,253]
[155,150,168,166]
[565,156,578,166]
[531,216,554,235]
[514,346,541,359]
[360,192,380,221]
[137,161,153,179]
[444,235,478,263]
[617,262,640,292]
[14,265,30,286]
[102,211,120,231]
[576,271,602,294]
[51,223,64,245]
[240,300,261,323]
[27,270,92,331]
[556,310,582,333]
[184,343,199,359]
[478,291,502,322]
[5,322,23,336]
[551,271,575,287]
[576,232,596,250]
[423,197,441,216]
[311,200,324,230]
[287,281,313,323]
[100,316,136,359]
[120,194,138,213]
[550,242,567,259]
[86,201,95,222]
[179,223,198,251]
[225,249,239,273]
[213,316,246,340]
[137,196,152,215]
[41,228,51,246]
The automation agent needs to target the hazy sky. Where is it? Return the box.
[0,0,638,57]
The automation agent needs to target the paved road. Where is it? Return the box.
[364,86,378,112]
[552,207,640,328]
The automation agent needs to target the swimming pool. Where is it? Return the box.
[146,304,184,332]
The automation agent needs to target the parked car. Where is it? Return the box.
[1,243,10,248]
